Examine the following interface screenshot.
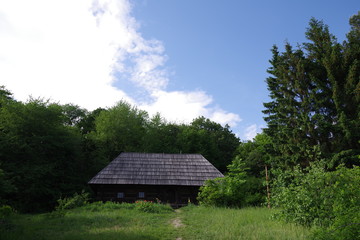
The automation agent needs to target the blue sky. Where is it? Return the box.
[132,0,359,139]
[1,0,358,140]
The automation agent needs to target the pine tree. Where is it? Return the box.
[263,13,360,168]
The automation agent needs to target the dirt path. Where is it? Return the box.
[171,209,184,240]
[171,217,184,228]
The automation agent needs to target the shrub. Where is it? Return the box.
[134,200,173,213]
[0,205,16,232]
[243,176,264,206]
[56,191,89,211]
[81,201,172,213]
[272,163,360,239]
[82,201,135,212]
[197,159,263,208]
[0,205,14,218]
[197,177,246,207]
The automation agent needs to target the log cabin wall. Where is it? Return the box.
[92,184,199,206]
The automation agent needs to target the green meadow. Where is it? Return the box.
[1,202,310,240]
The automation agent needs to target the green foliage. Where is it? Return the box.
[82,201,135,212]
[56,191,90,211]
[180,117,240,172]
[94,101,148,159]
[61,103,88,127]
[272,163,360,239]
[198,152,267,208]
[236,133,274,173]
[0,86,240,213]
[198,178,232,207]
[55,199,173,215]
[0,96,87,212]
[0,205,16,233]
[263,13,360,167]
[77,107,105,134]
[0,168,16,205]
[0,86,15,107]
[142,114,184,153]
[134,200,173,213]
[143,115,240,172]
[263,13,360,239]
[232,133,275,206]
[241,175,264,206]
[198,158,251,207]
[0,205,15,218]
[0,210,15,235]
[80,201,172,214]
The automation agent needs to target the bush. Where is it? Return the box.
[198,159,264,207]
[197,177,246,207]
[0,205,16,232]
[0,205,14,218]
[272,163,360,239]
[56,191,89,211]
[82,201,135,212]
[134,200,173,213]
[243,176,264,206]
[80,201,172,213]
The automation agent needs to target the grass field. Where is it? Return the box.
[177,205,310,240]
[0,202,310,240]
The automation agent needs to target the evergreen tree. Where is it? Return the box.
[263,13,360,168]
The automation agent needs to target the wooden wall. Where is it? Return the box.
[90,184,200,207]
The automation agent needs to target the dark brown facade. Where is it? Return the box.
[88,152,223,207]
[91,184,199,206]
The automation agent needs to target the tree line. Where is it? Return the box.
[0,90,239,212]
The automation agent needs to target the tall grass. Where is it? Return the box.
[0,202,176,240]
[177,205,310,240]
[1,203,310,240]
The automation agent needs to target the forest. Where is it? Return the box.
[1,12,359,239]
[0,93,239,212]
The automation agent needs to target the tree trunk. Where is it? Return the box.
[265,165,271,208]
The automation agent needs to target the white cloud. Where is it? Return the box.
[209,109,242,127]
[0,0,241,128]
[244,124,261,140]
[0,0,133,108]
[139,90,241,127]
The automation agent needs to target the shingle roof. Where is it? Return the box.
[88,152,224,186]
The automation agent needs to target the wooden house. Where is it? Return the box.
[88,152,224,207]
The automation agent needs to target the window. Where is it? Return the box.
[138,192,145,198]
[117,192,124,198]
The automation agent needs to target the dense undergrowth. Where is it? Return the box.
[272,164,360,240]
